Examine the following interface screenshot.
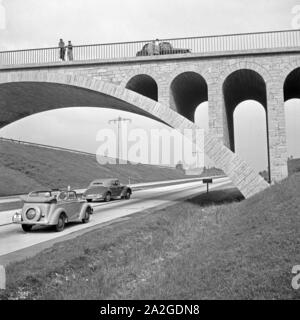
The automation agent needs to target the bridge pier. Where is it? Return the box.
[206,69,289,184]
[207,82,230,147]
[157,83,169,107]
[267,82,288,182]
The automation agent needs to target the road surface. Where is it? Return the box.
[0,177,231,264]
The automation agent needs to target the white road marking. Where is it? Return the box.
[0,178,232,257]
[0,176,224,204]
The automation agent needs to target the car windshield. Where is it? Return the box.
[92,182,103,185]
[68,192,77,200]
[29,191,52,197]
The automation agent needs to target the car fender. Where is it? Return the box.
[120,187,132,197]
[106,188,112,195]
[79,203,93,220]
[49,207,67,225]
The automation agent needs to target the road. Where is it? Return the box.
[0,177,231,264]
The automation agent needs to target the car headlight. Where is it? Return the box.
[26,208,36,220]
[12,212,22,223]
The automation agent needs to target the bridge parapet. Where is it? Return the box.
[1,29,300,67]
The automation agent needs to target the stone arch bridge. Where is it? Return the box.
[1,29,300,198]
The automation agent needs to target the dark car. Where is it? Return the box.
[83,179,132,202]
[136,41,191,56]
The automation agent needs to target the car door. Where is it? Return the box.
[110,180,119,197]
[114,180,122,196]
[66,191,81,221]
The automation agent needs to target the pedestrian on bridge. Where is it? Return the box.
[59,39,66,61]
[154,38,160,55]
[67,41,73,61]
[147,39,160,56]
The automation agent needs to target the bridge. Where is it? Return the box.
[1,29,300,198]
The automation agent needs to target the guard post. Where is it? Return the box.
[203,178,213,193]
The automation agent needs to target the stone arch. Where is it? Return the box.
[283,66,300,101]
[165,67,211,125]
[120,69,159,87]
[125,74,158,101]
[0,71,269,198]
[279,58,300,82]
[282,62,300,160]
[167,66,211,87]
[219,61,272,85]
[222,68,270,180]
[169,71,208,122]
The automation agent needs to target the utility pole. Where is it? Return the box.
[108,116,131,164]
[192,151,202,169]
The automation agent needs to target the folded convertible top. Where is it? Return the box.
[20,195,57,203]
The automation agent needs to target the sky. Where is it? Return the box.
[0,0,300,172]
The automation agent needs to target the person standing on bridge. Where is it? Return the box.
[67,41,74,61]
[59,39,66,61]
[147,39,160,55]
[154,38,160,55]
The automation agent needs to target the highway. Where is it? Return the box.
[0,177,231,263]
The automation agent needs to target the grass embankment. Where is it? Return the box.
[1,174,300,300]
[288,157,300,175]
[0,140,191,196]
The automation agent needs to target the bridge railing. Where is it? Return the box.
[1,29,300,66]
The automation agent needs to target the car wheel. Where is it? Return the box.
[125,191,131,200]
[55,213,66,232]
[82,207,91,223]
[22,224,33,232]
[104,192,111,202]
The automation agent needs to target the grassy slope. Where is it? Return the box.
[0,140,191,196]
[1,174,300,300]
[288,158,300,175]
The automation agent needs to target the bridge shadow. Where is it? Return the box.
[184,187,244,207]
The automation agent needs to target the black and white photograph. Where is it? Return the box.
[0,0,299,310]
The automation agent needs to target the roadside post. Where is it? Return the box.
[203,178,213,193]
[0,265,5,290]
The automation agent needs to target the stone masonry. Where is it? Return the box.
[0,71,269,198]
[1,47,300,191]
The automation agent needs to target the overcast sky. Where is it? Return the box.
[0,0,298,50]
[0,0,299,172]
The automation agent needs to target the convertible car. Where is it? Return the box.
[12,189,93,232]
[83,179,132,202]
